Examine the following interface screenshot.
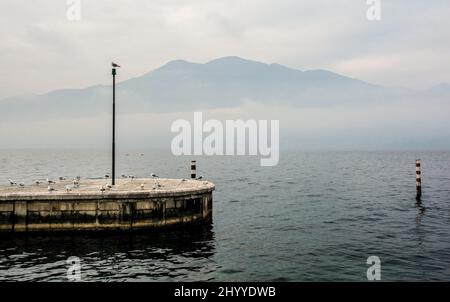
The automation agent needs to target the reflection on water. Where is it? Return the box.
[0,226,217,282]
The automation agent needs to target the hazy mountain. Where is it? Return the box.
[0,56,447,121]
[416,83,450,101]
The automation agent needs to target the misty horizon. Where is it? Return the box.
[1,56,450,150]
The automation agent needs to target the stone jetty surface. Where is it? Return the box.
[0,178,214,233]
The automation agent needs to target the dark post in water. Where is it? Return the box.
[416,159,422,200]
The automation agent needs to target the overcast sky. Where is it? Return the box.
[0,0,449,99]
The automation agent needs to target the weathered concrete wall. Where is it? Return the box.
[0,179,214,233]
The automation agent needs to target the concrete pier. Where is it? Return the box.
[0,178,214,234]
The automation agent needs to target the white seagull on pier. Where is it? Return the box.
[9,179,17,185]
[73,178,79,188]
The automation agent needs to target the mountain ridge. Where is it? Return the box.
[1,56,449,121]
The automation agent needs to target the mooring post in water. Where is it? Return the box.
[191,160,196,179]
[416,159,422,199]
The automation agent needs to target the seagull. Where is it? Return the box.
[112,62,121,68]
[106,184,112,189]
[76,176,81,181]
[151,173,160,188]
[176,178,187,188]
[73,179,79,188]
[35,180,41,185]
[65,186,72,193]
[104,174,110,179]
[9,179,17,186]
[59,176,66,181]
[47,178,55,184]
[197,175,203,180]
[48,186,55,192]
[121,174,127,178]
[19,183,25,187]
[100,186,106,192]
[140,184,145,190]
[129,175,135,180]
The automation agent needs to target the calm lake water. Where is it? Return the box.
[0,149,449,281]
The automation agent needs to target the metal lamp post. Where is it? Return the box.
[112,62,120,185]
